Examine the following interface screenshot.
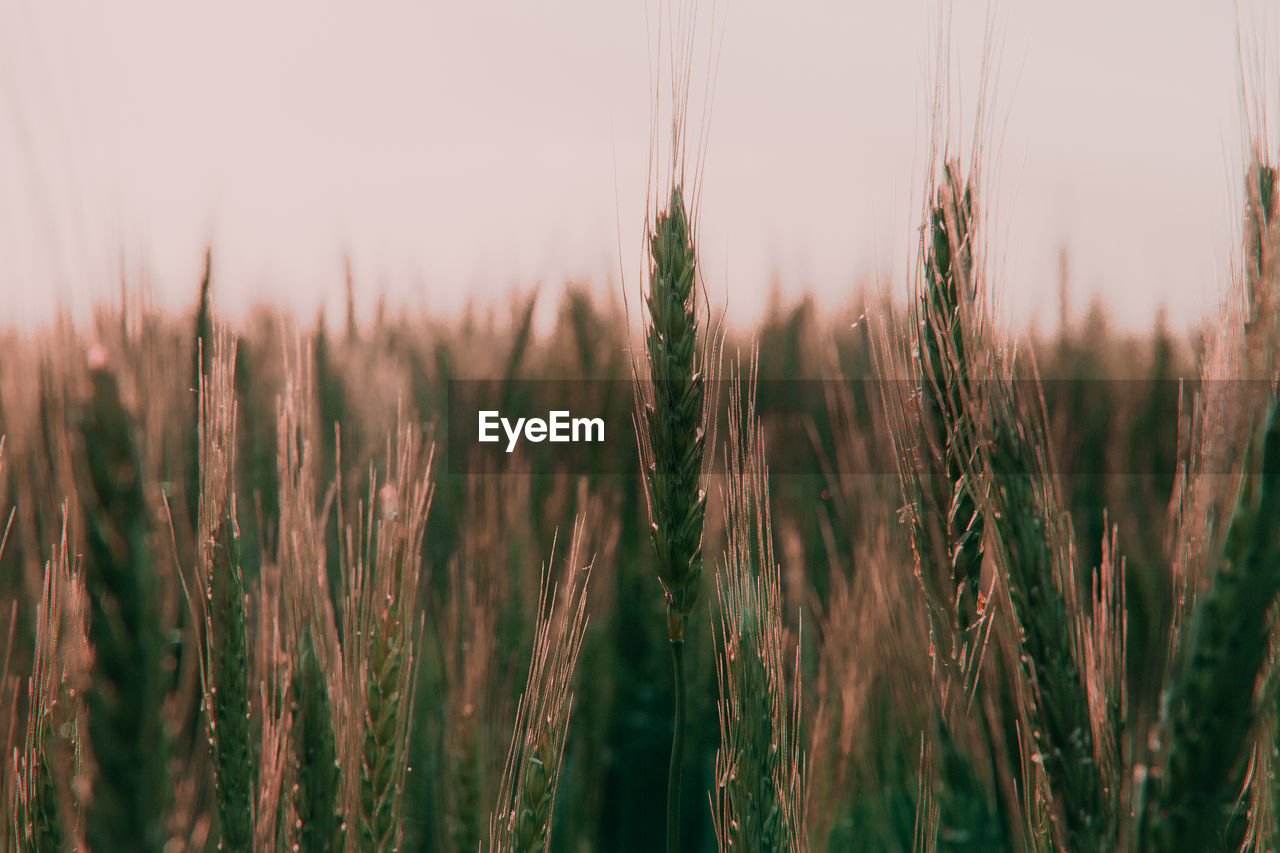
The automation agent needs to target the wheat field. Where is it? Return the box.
[4,11,1280,853]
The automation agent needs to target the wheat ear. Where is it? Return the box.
[342,417,433,852]
[489,519,592,853]
[79,351,172,853]
[712,355,805,852]
[637,183,714,853]
[189,330,255,852]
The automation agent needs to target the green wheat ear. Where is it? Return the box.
[713,360,804,852]
[638,183,712,853]
[1143,399,1280,852]
[358,611,405,850]
[195,331,255,853]
[911,161,990,707]
[643,185,707,645]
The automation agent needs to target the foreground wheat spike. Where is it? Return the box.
[910,159,1112,848]
[1141,399,1280,851]
[79,354,172,853]
[490,521,592,853]
[191,330,255,853]
[887,155,1114,847]
[917,164,988,697]
[1175,154,1280,622]
[879,161,1013,849]
[883,159,992,712]
[341,420,433,853]
[981,372,1111,850]
[712,359,805,852]
[1163,147,1280,852]
[358,613,407,851]
[638,184,709,853]
[643,185,707,645]
[1242,150,1280,853]
[278,342,346,853]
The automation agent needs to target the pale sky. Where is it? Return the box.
[0,1,1262,333]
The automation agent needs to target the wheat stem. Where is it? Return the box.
[666,640,686,853]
